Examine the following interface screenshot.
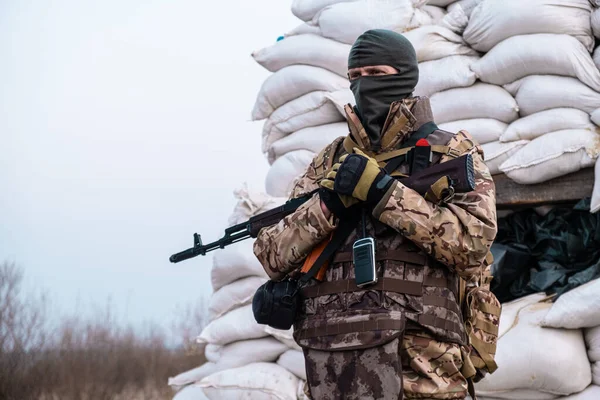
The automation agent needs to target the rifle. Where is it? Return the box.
[169,153,475,263]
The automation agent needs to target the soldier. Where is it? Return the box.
[253,29,498,400]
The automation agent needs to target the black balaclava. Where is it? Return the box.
[348,29,419,150]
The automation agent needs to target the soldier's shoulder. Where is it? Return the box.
[290,136,346,199]
[310,136,346,177]
[440,128,484,157]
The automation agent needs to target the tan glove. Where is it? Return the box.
[322,147,394,203]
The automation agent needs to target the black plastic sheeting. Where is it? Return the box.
[491,198,600,303]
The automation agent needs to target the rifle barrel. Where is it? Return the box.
[169,230,252,263]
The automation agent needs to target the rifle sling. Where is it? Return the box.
[298,213,361,285]
[384,121,438,174]
[299,121,438,284]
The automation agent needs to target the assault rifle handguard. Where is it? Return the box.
[169,153,475,263]
[169,194,315,263]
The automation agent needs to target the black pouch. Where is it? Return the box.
[252,215,360,330]
[252,279,300,330]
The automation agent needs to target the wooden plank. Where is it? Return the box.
[494,168,595,208]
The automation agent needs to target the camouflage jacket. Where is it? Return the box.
[253,97,498,284]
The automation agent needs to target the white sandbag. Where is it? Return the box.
[470,34,600,92]
[504,76,600,116]
[268,122,347,164]
[463,0,593,53]
[277,350,307,380]
[204,344,221,363]
[496,293,549,338]
[297,381,309,400]
[427,0,456,6]
[324,88,355,115]
[592,158,600,214]
[476,391,558,400]
[291,0,357,22]
[265,150,315,198]
[585,326,600,362]
[440,5,468,35]
[402,25,478,63]
[438,118,507,145]
[211,240,267,292]
[562,385,600,400]
[481,140,529,175]
[422,5,446,24]
[593,9,600,39]
[313,0,422,45]
[594,47,600,73]
[262,90,346,153]
[414,55,478,97]
[286,22,322,37]
[168,362,220,389]
[197,304,268,346]
[447,0,482,18]
[542,278,600,329]
[172,384,210,400]
[594,365,600,386]
[499,129,599,185]
[209,276,267,321]
[592,108,600,127]
[430,83,519,124]
[228,184,287,226]
[501,109,594,142]
[265,325,303,351]
[475,301,591,398]
[215,337,289,369]
[252,65,349,121]
[198,362,299,400]
[252,34,351,76]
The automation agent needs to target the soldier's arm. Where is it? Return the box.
[372,131,497,279]
[253,143,340,281]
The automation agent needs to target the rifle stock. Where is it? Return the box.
[169,154,474,263]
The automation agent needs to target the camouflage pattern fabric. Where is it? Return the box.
[303,336,404,400]
[302,333,467,400]
[463,286,501,379]
[253,194,337,281]
[371,129,497,280]
[402,333,467,399]
[254,98,497,282]
[253,96,497,400]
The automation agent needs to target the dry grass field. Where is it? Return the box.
[0,262,207,400]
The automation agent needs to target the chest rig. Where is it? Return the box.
[293,124,469,352]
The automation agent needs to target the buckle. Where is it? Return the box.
[447,148,461,158]
[442,186,456,203]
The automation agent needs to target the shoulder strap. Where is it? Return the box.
[298,213,361,285]
[382,121,438,174]
[403,121,438,148]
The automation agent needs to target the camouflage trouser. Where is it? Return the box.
[303,332,467,400]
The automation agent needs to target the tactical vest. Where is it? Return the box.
[293,128,469,351]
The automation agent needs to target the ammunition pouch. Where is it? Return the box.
[252,279,300,330]
[252,215,361,331]
[460,253,501,394]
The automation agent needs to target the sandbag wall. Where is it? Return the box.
[168,0,600,398]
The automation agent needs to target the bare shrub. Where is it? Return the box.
[0,261,208,400]
[0,261,50,400]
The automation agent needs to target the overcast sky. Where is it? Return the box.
[0,0,301,328]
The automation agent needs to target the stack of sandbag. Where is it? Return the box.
[250,36,354,197]
[461,0,600,209]
[405,23,520,149]
[542,278,600,389]
[288,0,448,46]
[472,292,596,400]
[251,0,508,198]
[169,188,308,399]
